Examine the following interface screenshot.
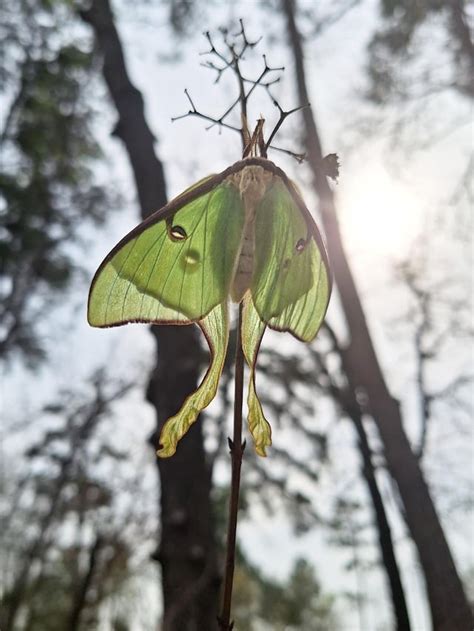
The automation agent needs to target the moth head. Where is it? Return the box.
[237,166,273,206]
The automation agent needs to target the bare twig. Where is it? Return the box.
[171,89,241,133]
[264,96,310,151]
[173,25,307,160]
[218,304,246,631]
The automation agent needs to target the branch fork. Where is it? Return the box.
[173,22,309,162]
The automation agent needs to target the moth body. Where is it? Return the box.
[230,165,273,302]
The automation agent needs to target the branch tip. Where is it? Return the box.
[172,26,298,154]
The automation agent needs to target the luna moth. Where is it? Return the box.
[88,156,331,458]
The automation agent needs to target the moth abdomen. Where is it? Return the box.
[231,221,255,303]
[229,165,273,303]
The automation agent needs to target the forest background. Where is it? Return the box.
[1,0,473,630]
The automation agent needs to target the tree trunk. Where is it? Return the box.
[81,2,219,629]
[320,328,411,628]
[348,399,412,630]
[333,370,411,631]
[281,1,472,629]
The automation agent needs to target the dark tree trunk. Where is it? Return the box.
[281,1,472,629]
[81,2,219,629]
[322,327,411,629]
[347,396,411,630]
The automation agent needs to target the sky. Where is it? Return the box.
[2,1,473,629]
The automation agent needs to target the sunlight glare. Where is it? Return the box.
[341,167,422,260]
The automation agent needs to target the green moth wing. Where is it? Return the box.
[239,169,330,456]
[251,175,331,342]
[87,173,244,459]
[88,178,244,327]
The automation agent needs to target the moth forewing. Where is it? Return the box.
[87,173,245,327]
[88,157,330,331]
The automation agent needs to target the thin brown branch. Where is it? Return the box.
[171,89,241,134]
[268,144,306,162]
[174,27,305,158]
[218,304,245,631]
[264,98,310,151]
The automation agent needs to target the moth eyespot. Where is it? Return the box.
[169,225,187,241]
[183,250,200,266]
[295,238,306,253]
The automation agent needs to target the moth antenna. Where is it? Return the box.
[243,119,265,158]
[241,113,251,149]
[256,117,267,157]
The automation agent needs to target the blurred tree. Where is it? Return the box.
[233,555,337,630]
[0,0,108,364]
[280,0,472,629]
[367,0,473,102]
[394,247,473,461]
[0,371,156,631]
[212,485,337,630]
[235,323,411,630]
[328,497,371,631]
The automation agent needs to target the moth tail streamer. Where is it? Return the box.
[241,295,272,457]
[157,302,229,457]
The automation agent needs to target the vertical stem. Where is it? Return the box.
[218,303,246,630]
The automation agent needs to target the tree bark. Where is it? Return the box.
[281,1,472,629]
[81,2,219,629]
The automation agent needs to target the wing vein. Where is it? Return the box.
[120,231,166,320]
[139,230,169,319]
[104,236,139,322]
